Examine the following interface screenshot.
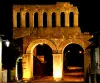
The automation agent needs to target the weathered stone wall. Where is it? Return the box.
[12,2,93,81]
[13,2,79,39]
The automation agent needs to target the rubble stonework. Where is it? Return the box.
[12,2,93,81]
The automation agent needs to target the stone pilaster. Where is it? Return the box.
[74,12,79,27]
[22,53,33,81]
[65,11,69,27]
[56,12,60,27]
[13,11,17,27]
[53,54,63,81]
[29,12,34,27]
[38,12,43,27]
[47,12,52,27]
[21,11,26,27]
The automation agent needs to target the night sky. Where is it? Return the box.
[0,0,99,69]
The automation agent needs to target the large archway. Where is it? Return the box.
[63,43,84,82]
[58,39,86,82]
[33,44,53,79]
[23,39,57,80]
[26,39,57,54]
[63,43,84,69]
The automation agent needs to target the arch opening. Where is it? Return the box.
[33,44,53,79]
[63,43,84,82]
[63,43,84,69]
[61,12,65,27]
[17,58,22,81]
[70,12,74,27]
[17,12,21,28]
[34,12,38,28]
[52,12,56,27]
[43,12,47,28]
[25,12,29,28]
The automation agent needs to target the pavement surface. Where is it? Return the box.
[7,79,84,83]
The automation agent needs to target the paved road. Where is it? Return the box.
[7,82,82,83]
[7,81,84,83]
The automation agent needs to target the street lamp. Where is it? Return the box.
[0,36,10,83]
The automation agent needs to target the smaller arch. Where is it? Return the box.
[43,12,47,28]
[60,12,65,27]
[58,39,86,54]
[69,12,74,27]
[52,12,56,27]
[25,12,29,28]
[63,44,84,67]
[15,56,22,81]
[17,12,21,28]
[26,39,57,54]
[34,12,38,28]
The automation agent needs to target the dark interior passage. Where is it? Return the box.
[33,44,53,77]
[63,43,84,70]
[18,59,22,80]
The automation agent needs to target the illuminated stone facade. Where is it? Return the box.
[12,2,93,81]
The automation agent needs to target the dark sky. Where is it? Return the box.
[0,0,99,39]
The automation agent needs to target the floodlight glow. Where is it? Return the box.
[53,54,63,81]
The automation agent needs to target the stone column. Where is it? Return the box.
[53,54,63,81]
[65,11,69,27]
[29,12,34,27]
[29,53,33,79]
[21,11,26,27]
[22,53,33,81]
[74,12,79,27]
[47,12,52,27]
[38,12,43,27]
[13,11,17,27]
[56,12,60,27]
